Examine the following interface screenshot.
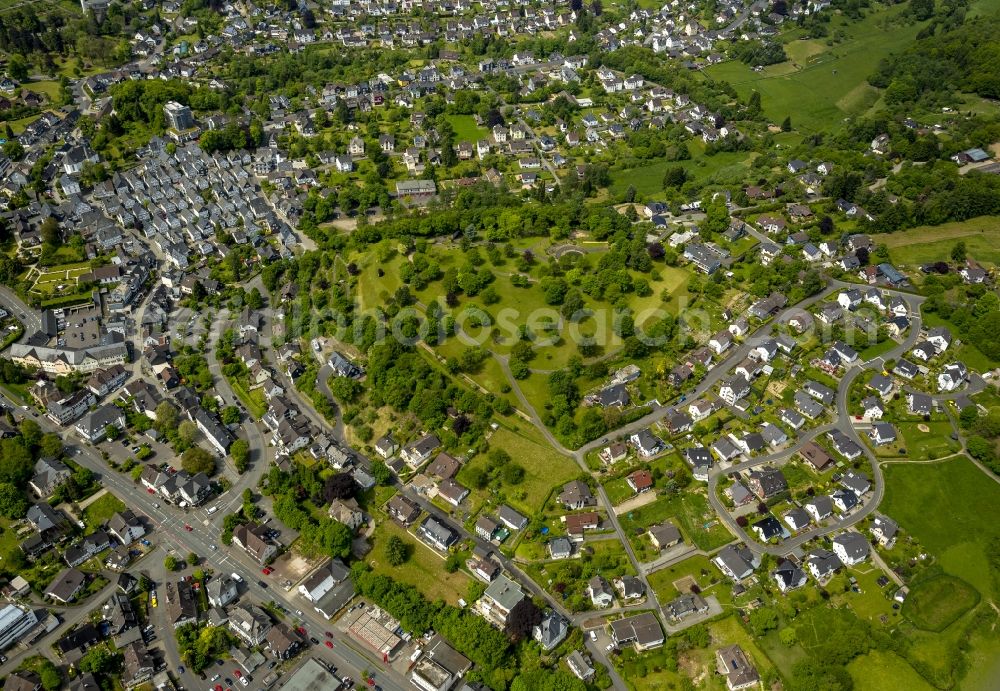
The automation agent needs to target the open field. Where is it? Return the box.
[896,421,960,461]
[83,493,127,530]
[618,492,732,552]
[847,650,934,691]
[646,554,721,603]
[903,574,980,632]
[882,216,1000,268]
[482,425,580,514]
[703,5,923,131]
[445,114,488,142]
[610,145,755,198]
[881,457,1000,598]
[369,520,469,604]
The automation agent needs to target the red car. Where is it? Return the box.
[296,626,306,636]
[184,524,193,532]
[147,488,156,494]
[233,671,242,678]
[215,686,223,691]
[261,567,272,575]
[324,641,333,649]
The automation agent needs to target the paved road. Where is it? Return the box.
[0,284,41,339]
[0,391,411,691]
[0,578,119,676]
[202,307,270,525]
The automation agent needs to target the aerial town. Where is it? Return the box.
[0,0,998,689]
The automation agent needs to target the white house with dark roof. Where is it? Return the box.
[832,532,869,566]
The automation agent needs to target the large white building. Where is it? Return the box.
[0,605,38,650]
[9,342,128,375]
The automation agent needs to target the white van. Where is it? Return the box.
[231,573,244,583]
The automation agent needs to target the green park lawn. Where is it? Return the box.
[903,574,980,632]
[369,520,469,605]
[702,4,924,131]
[895,421,960,461]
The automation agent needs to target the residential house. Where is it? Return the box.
[548,537,573,560]
[228,603,272,647]
[401,434,440,467]
[478,575,524,627]
[107,510,145,545]
[804,496,834,523]
[798,441,833,471]
[869,422,897,446]
[587,576,614,608]
[232,523,277,564]
[783,508,811,533]
[804,548,842,581]
[938,362,967,392]
[419,516,458,551]
[713,544,758,581]
[716,644,759,691]
[532,611,568,651]
[870,515,899,548]
[45,568,87,603]
[163,580,198,628]
[206,576,239,608]
[627,470,653,493]
[387,495,421,526]
[629,429,663,457]
[832,532,869,566]
[648,523,682,550]
[747,468,787,499]
[772,560,807,593]
[609,613,663,651]
[29,457,71,498]
[497,505,527,531]
[557,480,595,509]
